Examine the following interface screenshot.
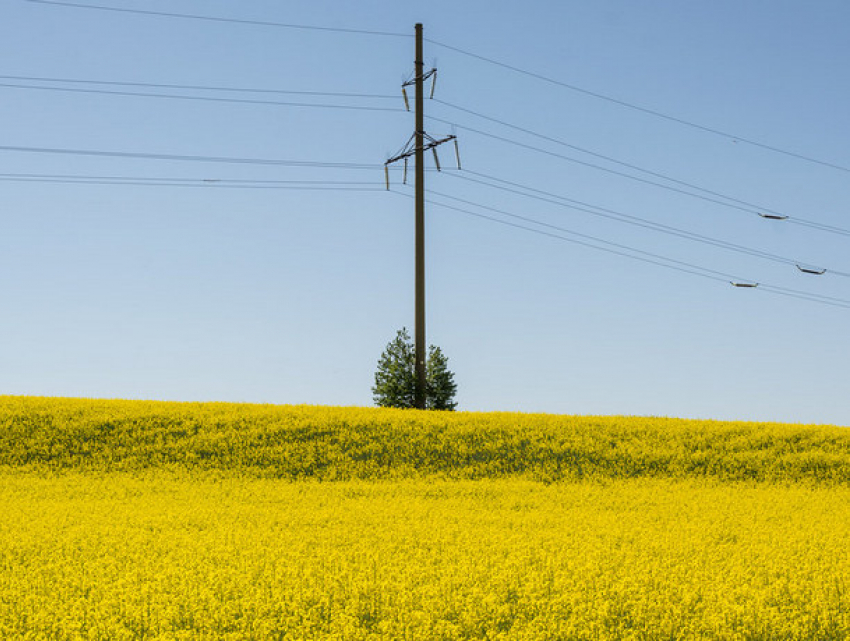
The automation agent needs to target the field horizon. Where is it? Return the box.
[6,393,847,426]
[3,395,849,484]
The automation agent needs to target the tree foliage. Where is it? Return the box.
[373,328,457,410]
[425,345,457,410]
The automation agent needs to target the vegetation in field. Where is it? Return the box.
[372,327,458,410]
[3,473,849,640]
[2,396,849,483]
[2,396,849,639]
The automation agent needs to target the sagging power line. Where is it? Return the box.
[432,100,805,222]
[24,2,848,239]
[0,74,400,100]
[0,144,385,169]
[10,10,847,316]
[0,173,383,190]
[0,82,404,113]
[12,70,844,239]
[28,0,847,179]
[394,189,850,310]
[425,37,850,176]
[24,0,410,37]
[440,169,849,279]
[428,114,850,239]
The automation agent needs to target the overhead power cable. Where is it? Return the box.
[393,189,850,310]
[0,179,381,191]
[0,172,379,185]
[0,144,385,169]
[440,169,850,279]
[0,173,383,190]
[433,100,786,217]
[428,187,850,293]
[0,75,399,100]
[425,188,735,281]
[428,114,850,238]
[428,116,766,215]
[425,37,850,175]
[12,73,843,236]
[25,0,848,176]
[395,189,731,285]
[787,217,850,237]
[0,82,405,113]
[24,0,410,37]
[425,190,850,309]
[757,283,850,308]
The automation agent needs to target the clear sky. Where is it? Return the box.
[2,0,849,425]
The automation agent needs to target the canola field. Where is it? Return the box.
[2,396,850,639]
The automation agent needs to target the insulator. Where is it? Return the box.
[796,265,826,275]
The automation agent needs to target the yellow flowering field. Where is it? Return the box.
[3,396,849,483]
[2,397,850,639]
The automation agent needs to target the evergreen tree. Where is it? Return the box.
[372,328,457,410]
[372,328,416,409]
[426,345,457,411]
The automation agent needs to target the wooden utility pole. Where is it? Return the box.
[384,24,460,409]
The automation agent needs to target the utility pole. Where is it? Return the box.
[385,23,460,409]
[414,23,426,410]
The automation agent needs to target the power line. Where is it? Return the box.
[400,190,728,283]
[20,76,838,234]
[434,101,850,238]
[428,114,850,238]
[428,186,850,298]
[0,173,378,185]
[425,37,850,175]
[0,144,385,169]
[440,169,850,279]
[428,116,764,215]
[433,100,786,217]
[0,174,383,190]
[0,82,405,113]
[787,217,850,237]
[758,283,850,308]
[394,189,850,310]
[21,3,850,221]
[425,188,736,281]
[24,0,410,37]
[13,73,844,237]
[0,74,399,100]
[0,179,382,191]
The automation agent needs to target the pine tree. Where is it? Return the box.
[372,328,416,409]
[426,345,457,410]
[372,328,457,410]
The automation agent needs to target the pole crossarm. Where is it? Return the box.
[384,132,458,190]
[403,69,436,89]
[385,133,456,166]
[385,40,460,191]
[402,69,436,109]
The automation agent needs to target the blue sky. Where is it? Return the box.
[2,0,849,425]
